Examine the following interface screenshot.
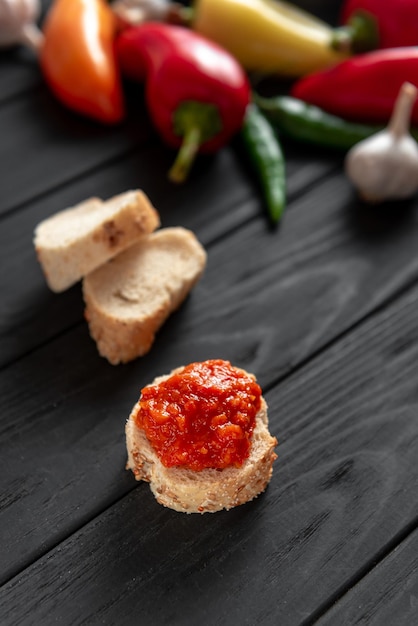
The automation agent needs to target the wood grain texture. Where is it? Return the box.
[0,48,42,104]
[1,271,418,625]
[1,161,418,581]
[0,82,155,216]
[317,528,418,625]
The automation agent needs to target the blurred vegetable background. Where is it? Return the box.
[2,0,418,222]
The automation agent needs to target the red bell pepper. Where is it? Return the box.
[40,0,125,124]
[115,23,251,182]
[291,47,418,126]
[340,0,418,49]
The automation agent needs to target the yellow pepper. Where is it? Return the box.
[191,0,349,78]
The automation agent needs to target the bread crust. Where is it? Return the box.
[34,190,160,292]
[126,368,278,513]
[82,228,207,365]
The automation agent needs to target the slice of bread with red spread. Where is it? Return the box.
[34,189,160,292]
[126,361,278,513]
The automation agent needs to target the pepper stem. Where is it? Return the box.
[168,101,222,183]
[389,82,418,139]
[167,4,194,26]
[168,126,202,183]
[332,10,379,54]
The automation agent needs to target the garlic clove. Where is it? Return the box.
[0,0,43,51]
[345,82,418,203]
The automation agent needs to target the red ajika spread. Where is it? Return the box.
[135,360,262,471]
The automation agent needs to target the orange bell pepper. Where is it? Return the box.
[40,0,125,124]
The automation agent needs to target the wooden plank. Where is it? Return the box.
[0,167,417,577]
[1,269,418,624]
[1,170,352,579]
[317,528,418,625]
[0,84,152,217]
[2,1,415,622]
[0,88,339,220]
[0,141,338,368]
[0,75,339,217]
[0,49,42,104]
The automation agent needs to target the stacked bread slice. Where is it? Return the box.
[34,190,207,364]
[34,190,160,292]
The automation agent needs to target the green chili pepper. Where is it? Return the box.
[254,94,418,151]
[240,103,286,225]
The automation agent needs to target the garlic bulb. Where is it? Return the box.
[345,82,418,203]
[0,0,43,52]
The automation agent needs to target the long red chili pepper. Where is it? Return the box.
[40,0,125,124]
[115,23,251,182]
[340,0,418,49]
[291,47,418,125]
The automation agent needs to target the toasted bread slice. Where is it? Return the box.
[34,190,160,292]
[126,368,278,513]
[82,227,207,365]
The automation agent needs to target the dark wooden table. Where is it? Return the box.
[1,2,418,624]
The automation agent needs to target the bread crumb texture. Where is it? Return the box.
[126,366,278,513]
[83,228,207,364]
[34,190,160,292]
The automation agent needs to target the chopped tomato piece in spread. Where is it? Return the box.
[135,359,262,470]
